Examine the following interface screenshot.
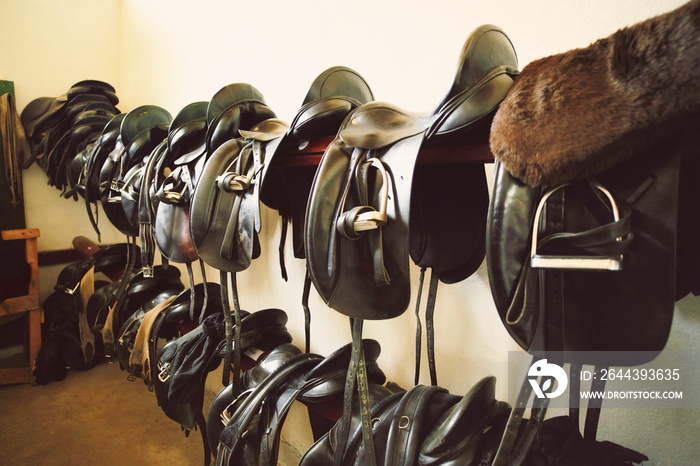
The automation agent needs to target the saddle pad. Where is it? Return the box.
[490,0,700,187]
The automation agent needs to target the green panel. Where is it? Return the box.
[0,79,27,230]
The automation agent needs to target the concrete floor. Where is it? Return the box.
[0,360,213,465]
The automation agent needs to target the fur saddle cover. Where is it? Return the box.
[490,0,700,187]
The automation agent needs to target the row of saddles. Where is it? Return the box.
[22,71,651,466]
[32,243,649,466]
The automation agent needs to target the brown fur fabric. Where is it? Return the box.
[490,0,700,187]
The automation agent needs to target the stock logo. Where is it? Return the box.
[528,359,568,399]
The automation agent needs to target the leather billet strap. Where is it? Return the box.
[334,318,377,466]
[102,238,138,355]
[414,267,426,386]
[493,354,550,466]
[302,268,312,353]
[413,268,439,386]
[198,259,209,324]
[137,141,167,276]
[219,271,243,397]
[220,270,233,388]
[584,364,607,441]
[186,261,196,321]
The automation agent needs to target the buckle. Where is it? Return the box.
[220,388,254,427]
[142,265,154,278]
[157,361,171,383]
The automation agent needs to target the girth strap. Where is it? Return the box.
[103,237,138,355]
[414,267,426,386]
[302,268,312,353]
[195,408,211,466]
[278,216,289,281]
[414,268,439,386]
[220,270,232,388]
[186,261,196,321]
[138,140,168,276]
[584,364,607,441]
[199,259,209,324]
[334,318,377,466]
[495,354,558,466]
[220,272,243,399]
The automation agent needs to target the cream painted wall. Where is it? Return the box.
[3,0,699,464]
[1,0,125,297]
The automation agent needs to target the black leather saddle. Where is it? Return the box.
[113,105,172,238]
[190,84,278,273]
[301,376,510,466]
[214,339,387,466]
[305,24,518,321]
[84,113,125,241]
[20,80,120,192]
[189,83,280,393]
[258,65,375,352]
[260,66,375,271]
[302,26,518,466]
